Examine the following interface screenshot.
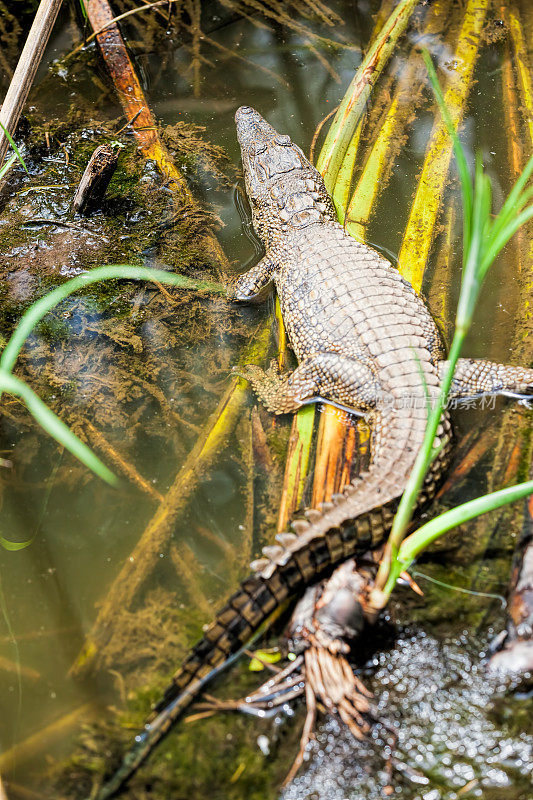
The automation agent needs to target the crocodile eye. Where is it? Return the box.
[275,134,291,146]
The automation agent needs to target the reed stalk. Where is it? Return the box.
[317,0,420,191]
[505,4,533,146]
[343,0,449,237]
[485,2,532,491]
[397,0,490,292]
[277,405,315,531]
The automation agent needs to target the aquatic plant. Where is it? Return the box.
[0,120,28,181]
[0,266,224,511]
[316,0,420,191]
[371,48,533,606]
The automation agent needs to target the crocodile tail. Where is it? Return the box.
[94,571,300,798]
[95,501,399,798]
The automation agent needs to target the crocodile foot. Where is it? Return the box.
[234,359,316,413]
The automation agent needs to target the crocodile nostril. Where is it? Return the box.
[236,105,254,116]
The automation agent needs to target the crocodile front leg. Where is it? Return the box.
[439,359,533,399]
[237,352,379,414]
[228,255,276,301]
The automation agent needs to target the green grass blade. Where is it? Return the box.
[0,153,18,181]
[381,479,533,597]
[481,203,533,275]
[1,535,34,551]
[0,371,117,485]
[0,121,29,174]
[0,265,225,374]
[489,151,533,242]
[78,0,88,21]
[455,157,486,328]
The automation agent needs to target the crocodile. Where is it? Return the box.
[95,107,533,798]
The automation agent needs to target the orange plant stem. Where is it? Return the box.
[85,0,229,272]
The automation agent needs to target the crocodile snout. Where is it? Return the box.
[235,106,274,150]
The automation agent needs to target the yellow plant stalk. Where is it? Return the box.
[426,204,455,332]
[317,0,420,191]
[344,0,449,241]
[277,405,315,531]
[501,3,533,345]
[71,324,272,677]
[488,5,532,491]
[332,119,363,222]
[505,4,533,146]
[397,0,490,292]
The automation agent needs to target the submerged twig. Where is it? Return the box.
[170,543,213,618]
[0,705,96,776]
[84,422,164,502]
[0,655,40,683]
[70,324,272,677]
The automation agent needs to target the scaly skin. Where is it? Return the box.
[95,108,533,799]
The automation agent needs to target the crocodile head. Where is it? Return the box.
[235,106,335,245]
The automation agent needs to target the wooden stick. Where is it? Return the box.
[0,0,63,166]
[84,0,229,274]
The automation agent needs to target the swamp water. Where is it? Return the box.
[0,0,532,798]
